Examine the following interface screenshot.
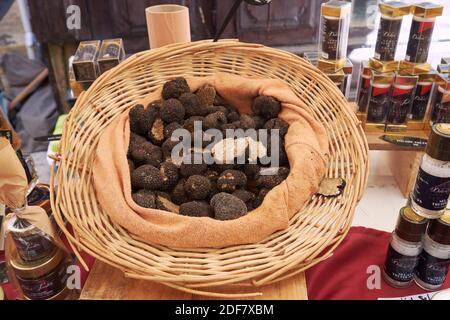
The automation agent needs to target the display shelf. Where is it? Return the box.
[80,260,308,300]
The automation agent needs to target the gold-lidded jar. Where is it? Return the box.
[383,207,428,288]
[414,210,450,291]
[411,124,450,219]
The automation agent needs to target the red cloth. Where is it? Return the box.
[306,226,450,300]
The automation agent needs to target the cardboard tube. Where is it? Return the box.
[146,5,191,49]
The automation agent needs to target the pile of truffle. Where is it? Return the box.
[128,77,290,220]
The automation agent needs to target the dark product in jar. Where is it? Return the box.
[10,249,70,300]
[410,81,434,121]
[375,16,402,61]
[405,3,443,64]
[383,207,427,288]
[9,218,54,262]
[414,211,450,291]
[387,79,417,125]
[367,82,392,123]
[356,63,372,113]
[411,124,450,219]
[430,85,450,125]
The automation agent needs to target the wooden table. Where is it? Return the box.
[80,260,308,300]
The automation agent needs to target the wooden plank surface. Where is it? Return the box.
[80,260,308,300]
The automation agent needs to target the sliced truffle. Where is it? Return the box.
[203,111,227,130]
[264,118,289,138]
[156,194,179,213]
[180,201,213,217]
[179,92,207,117]
[162,77,190,100]
[256,167,290,189]
[160,160,179,191]
[170,179,189,205]
[211,193,247,220]
[183,116,204,133]
[240,114,256,129]
[184,175,212,200]
[317,178,346,197]
[217,169,247,193]
[164,122,183,140]
[131,141,163,167]
[131,165,163,190]
[196,85,216,107]
[132,190,156,209]
[227,111,240,123]
[232,190,256,210]
[252,96,281,120]
[148,117,165,145]
[161,99,185,123]
[253,188,269,208]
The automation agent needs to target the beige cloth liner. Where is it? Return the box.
[93,73,329,248]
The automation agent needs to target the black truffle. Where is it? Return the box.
[211,193,248,220]
[212,163,235,173]
[242,163,260,179]
[196,85,216,108]
[240,114,256,129]
[128,132,147,155]
[180,93,206,117]
[131,165,163,190]
[162,77,190,100]
[131,141,163,167]
[132,190,156,209]
[264,118,289,138]
[164,122,183,140]
[264,137,288,167]
[180,162,208,178]
[148,117,165,145]
[213,94,227,106]
[252,96,281,120]
[180,201,213,217]
[253,188,269,208]
[183,116,204,133]
[205,105,229,116]
[162,139,181,160]
[227,111,240,123]
[252,116,266,129]
[160,160,179,191]
[204,111,227,130]
[161,99,185,123]
[184,175,212,200]
[128,159,135,173]
[129,103,160,136]
[232,190,256,210]
[170,179,189,205]
[256,167,290,189]
[217,169,247,193]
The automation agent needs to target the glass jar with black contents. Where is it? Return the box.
[356,61,373,113]
[409,71,436,122]
[366,73,395,131]
[405,3,443,65]
[386,74,418,132]
[384,207,428,288]
[430,76,450,125]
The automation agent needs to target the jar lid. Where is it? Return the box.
[395,207,428,242]
[427,210,450,245]
[426,124,450,161]
[412,3,443,19]
[321,0,351,18]
[10,248,64,279]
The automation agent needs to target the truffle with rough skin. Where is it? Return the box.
[264,137,288,167]
[264,118,289,138]
[252,96,281,120]
[179,93,207,117]
[132,190,156,208]
[180,201,213,217]
[196,85,216,107]
[170,179,190,205]
[242,163,260,179]
[180,161,208,178]
[212,163,235,173]
[160,160,179,191]
[211,193,248,220]
[232,189,256,210]
[148,117,165,145]
[162,139,180,160]
[184,175,212,200]
[213,94,227,106]
[252,116,266,129]
[162,77,190,100]
[253,188,269,208]
[240,114,256,129]
[183,116,204,133]
[128,132,147,155]
[256,167,290,189]
[227,111,240,123]
[164,122,182,140]
[131,141,163,167]
[217,169,247,193]
[129,103,161,136]
[161,99,185,123]
[205,105,229,116]
[131,165,163,190]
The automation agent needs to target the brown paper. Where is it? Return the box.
[0,138,57,240]
[93,73,329,248]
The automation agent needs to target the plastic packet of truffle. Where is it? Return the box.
[0,137,77,300]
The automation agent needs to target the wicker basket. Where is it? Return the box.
[50,40,368,297]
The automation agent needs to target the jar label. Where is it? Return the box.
[414,249,450,287]
[12,231,55,262]
[367,86,391,123]
[387,86,414,124]
[375,17,402,61]
[321,16,341,60]
[384,244,419,282]
[411,167,450,211]
[410,83,432,121]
